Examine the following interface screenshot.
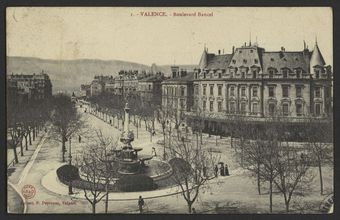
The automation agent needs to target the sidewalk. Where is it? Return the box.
[41,166,244,202]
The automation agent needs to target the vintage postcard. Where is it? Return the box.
[6,7,333,214]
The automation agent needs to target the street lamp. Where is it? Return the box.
[68,137,73,195]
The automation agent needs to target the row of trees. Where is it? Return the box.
[231,115,333,213]
[7,99,52,165]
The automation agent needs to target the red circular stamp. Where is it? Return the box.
[21,184,36,199]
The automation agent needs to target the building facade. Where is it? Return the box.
[7,72,52,106]
[137,72,166,107]
[161,66,194,119]
[190,41,332,122]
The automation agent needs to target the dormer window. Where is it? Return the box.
[243,59,247,64]
[232,60,236,64]
[252,70,257,79]
[195,72,198,79]
[250,50,253,53]
[218,72,222,78]
[315,70,320,79]
[203,72,206,79]
[269,70,274,79]
[239,50,242,54]
[282,69,288,78]
[241,72,245,79]
[254,59,258,64]
[270,58,274,62]
[296,69,302,79]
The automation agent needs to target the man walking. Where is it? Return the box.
[138,195,145,214]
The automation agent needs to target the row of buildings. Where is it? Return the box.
[162,41,332,124]
[81,40,332,133]
[81,70,167,106]
[7,71,53,107]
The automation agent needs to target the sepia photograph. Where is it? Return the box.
[6,7,333,214]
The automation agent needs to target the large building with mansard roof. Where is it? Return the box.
[187,40,332,131]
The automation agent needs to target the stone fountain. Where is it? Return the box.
[113,102,153,175]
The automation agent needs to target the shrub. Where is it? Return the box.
[117,174,156,192]
[56,164,80,184]
[169,158,192,180]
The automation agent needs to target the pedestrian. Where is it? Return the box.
[203,166,207,177]
[138,195,145,214]
[192,207,196,214]
[214,165,218,178]
[220,162,225,176]
[151,147,157,156]
[225,164,229,176]
[78,135,81,143]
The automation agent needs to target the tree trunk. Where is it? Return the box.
[257,164,261,195]
[105,183,109,213]
[188,202,192,214]
[20,139,24,156]
[33,128,36,141]
[13,145,19,163]
[62,140,66,162]
[318,160,324,195]
[269,179,273,213]
[92,203,96,214]
[25,136,28,150]
[29,131,32,145]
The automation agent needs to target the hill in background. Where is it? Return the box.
[7,56,197,93]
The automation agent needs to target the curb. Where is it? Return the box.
[8,181,27,214]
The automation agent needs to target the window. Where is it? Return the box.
[315,103,321,116]
[230,102,236,113]
[203,101,206,111]
[269,87,275,97]
[203,85,207,95]
[269,70,274,79]
[239,50,242,54]
[180,99,185,109]
[149,85,151,90]
[315,70,320,79]
[241,87,246,96]
[296,70,301,79]
[203,72,206,79]
[194,85,199,95]
[210,101,214,111]
[269,103,275,116]
[232,60,236,64]
[253,87,258,97]
[252,103,258,113]
[315,87,321,98]
[243,59,247,64]
[240,102,246,114]
[282,70,288,78]
[210,85,214,96]
[181,87,185,96]
[282,103,289,116]
[230,71,234,78]
[218,72,222,78]
[241,72,245,79]
[230,86,235,96]
[195,72,198,79]
[296,86,302,98]
[254,59,258,64]
[218,85,222,96]
[296,103,302,116]
[250,49,253,53]
[282,86,289,97]
[218,102,222,112]
[252,70,257,79]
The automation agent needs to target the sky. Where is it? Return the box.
[6,7,333,66]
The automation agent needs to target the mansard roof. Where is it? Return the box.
[205,54,233,69]
[163,72,194,83]
[262,51,311,73]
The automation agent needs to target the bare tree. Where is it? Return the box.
[169,135,219,213]
[273,141,314,213]
[77,129,119,214]
[304,118,333,195]
[50,94,86,162]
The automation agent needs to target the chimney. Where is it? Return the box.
[281,46,285,52]
[232,46,235,54]
[218,50,221,55]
